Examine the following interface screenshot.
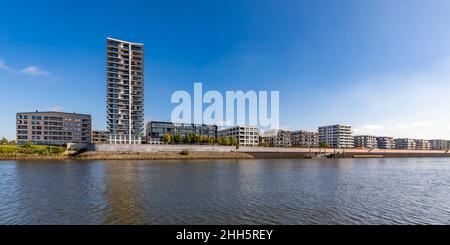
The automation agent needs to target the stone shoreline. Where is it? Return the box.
[74,151,255,160]
[0,155,72,161]
[0,151,255,161]
[2,150,450,161]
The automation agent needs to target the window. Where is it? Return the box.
[131,46,141,51]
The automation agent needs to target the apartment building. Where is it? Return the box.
[218,126,259,146]
[354,135,377,148]
[394,138,416,150]
[429,139,448,150]
[318,124,353,148]
[376,137,395,149]
[16,111,92,145]
[92,130,109,144]
[261,129,292,147]
[414,139,431,150]
[146,121,217,144]
[107,37,144,144]
[290,130,319,147]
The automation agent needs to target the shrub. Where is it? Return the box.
[0,144,66,156]
[23,141,33,148]
[0,137,8,145]
[49,146,65,154]
[180,149,191,156]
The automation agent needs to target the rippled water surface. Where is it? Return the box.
[1,158,450,224]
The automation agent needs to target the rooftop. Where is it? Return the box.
[16,111,91,117]
[107,37,144,46]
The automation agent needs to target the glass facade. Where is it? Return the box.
[146,121,217,143]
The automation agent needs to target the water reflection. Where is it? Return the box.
[102,161,144,224]
[0,158,450,224]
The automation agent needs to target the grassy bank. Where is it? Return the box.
[0,144,68,160]
[0,145,254,160]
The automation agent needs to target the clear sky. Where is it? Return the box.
[1,0,450,140]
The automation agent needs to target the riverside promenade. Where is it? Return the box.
[87,144,450,158]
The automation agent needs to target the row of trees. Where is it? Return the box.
[161,133,238,146]
[1,138,36,148]
[257,136,330,148]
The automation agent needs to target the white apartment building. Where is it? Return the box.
[394,138,416,150]
[261,129,291,147]
[354,135,377,148]
[290,130,319,147]
[376,137,395,149]
[429,139,448,150]
[414,139,430,150]
[218,126,259,146]
[318,124,353,148]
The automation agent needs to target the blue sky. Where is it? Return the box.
[1,0,450,139]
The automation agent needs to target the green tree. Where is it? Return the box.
[224,136,231,146]
[192,134,199,144]
[174,134,182,144]
[201,136,210,144]
[231,137,238,146]
[216,137,223,145]
[0,137,8,145]
[24,141,33,148]
[208,136,215,145]
[185,134,192,144]
[200,136,205,144]
[319,142,329,148]
[162,133,172,144]
[161,134,167,143]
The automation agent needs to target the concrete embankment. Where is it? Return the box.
[246,152,450,159]
[87,144,450,159]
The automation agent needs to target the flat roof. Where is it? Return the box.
[149,120,217,127]
[17,111,91,117]
[318,124,352,127]
[107,37,144,46]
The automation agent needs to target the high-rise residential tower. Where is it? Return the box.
[106,38,144,144]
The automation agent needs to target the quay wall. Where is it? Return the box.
[87,144,236,152]
[87,144,450,157]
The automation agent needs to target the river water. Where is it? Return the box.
[0,158,449,224]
